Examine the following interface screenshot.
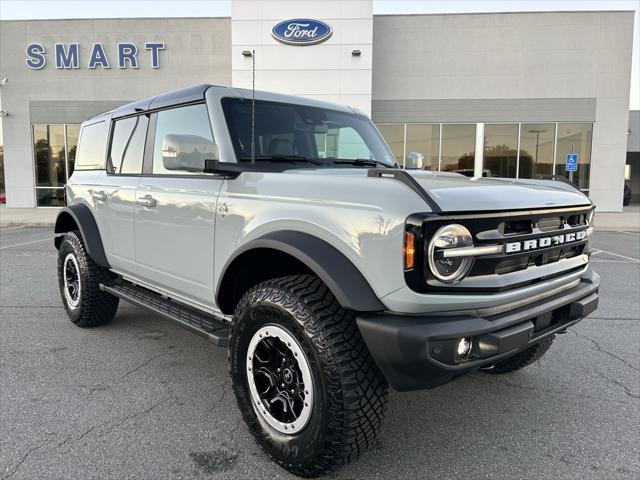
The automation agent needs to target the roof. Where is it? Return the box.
[107,84,216,118]
[95,83,357,120]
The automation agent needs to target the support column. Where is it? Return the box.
[474,123,484,178]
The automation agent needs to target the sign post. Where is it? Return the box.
[565,152,578,185]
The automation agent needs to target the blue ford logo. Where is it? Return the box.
[272,18,333,46]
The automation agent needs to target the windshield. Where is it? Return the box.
[221,98,396,166]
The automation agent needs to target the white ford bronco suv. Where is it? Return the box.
[55,84,599,477]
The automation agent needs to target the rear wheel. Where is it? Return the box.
[57,231,119,327]
[229,275,388,477]
[482,336,555,374]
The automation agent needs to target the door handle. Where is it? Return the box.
[136,195,157,208]
[91,190,107,202]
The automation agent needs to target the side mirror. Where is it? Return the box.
[162,134,219,173]
[405,151,424,170]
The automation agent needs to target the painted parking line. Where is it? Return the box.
[0,237,51,250]
[0,226,26,231]
[616,230,640,237]
[591,248,640,263]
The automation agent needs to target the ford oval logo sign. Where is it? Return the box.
[271,18,333,46]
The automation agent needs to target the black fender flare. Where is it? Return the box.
[54,204,110,268]
[216,231,385,313]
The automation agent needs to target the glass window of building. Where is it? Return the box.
[66,125,80,177]
[519,123,555,178]
[406,124,440,170]
[33,123,81,206]
[440,124,475,174]
[555,123,592,192]
[0,119,4,198]
[153,104,213,175]
[376,124,404,166]
[484,124,518,178]
[34,124,66,187]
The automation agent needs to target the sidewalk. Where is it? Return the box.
[595,205,640,232]
[0,206,61,227]
[1,204,639,231]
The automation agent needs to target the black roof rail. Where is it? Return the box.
[109,84,218,118]
[368,168,442,213]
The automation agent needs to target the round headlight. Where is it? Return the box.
[427,224,474,283]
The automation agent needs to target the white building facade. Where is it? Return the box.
[0,1,634,211]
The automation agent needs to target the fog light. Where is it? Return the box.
[457,337,472,358]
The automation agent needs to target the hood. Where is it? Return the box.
[288,168,591,213]
[407,171,591,212]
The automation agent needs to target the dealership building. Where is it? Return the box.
[0,1,635,211]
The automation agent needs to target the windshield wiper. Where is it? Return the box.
[330,158,390,168]
[239,155,324,164]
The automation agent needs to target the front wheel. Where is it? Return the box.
[229,275,388,477]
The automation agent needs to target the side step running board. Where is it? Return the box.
[100,281,230,347]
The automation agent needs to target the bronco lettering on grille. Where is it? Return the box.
[505,230,587,254]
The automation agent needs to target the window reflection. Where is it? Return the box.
[406,124,439,170]
[484,124,518,178]
[519,124,555,178]
[555,123,592,191]
[441,124,475,174]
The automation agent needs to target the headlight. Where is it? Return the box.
[427,224,474,283]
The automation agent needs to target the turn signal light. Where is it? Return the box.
[404,232,416,269]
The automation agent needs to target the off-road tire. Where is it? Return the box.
[483,335,555,374]
[229,275,388,478]
[57,231,118,327]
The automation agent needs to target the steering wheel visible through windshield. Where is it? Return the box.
[221,97,396,167]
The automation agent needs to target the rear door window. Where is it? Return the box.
[109,115,149,174]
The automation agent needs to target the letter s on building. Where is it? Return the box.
[26,43,46,69]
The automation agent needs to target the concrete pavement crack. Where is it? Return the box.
[596,371,640,399]
[1,442,48,480]
[570,330,639,372]
[46,397,173,454]
[119,347,182,379]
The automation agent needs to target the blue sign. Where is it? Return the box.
[272,19,333,46]
[565,153,578,172]
[26,42,165,69]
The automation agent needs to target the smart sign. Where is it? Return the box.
[25,42,165,69]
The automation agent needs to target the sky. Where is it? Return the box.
[0,0,638,109]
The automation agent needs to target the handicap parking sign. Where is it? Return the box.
[565,153,578,172]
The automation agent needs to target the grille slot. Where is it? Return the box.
[504,219,532,235]
[536,217,562,232]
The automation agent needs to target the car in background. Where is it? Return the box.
[0,192,6,203]
[623,180,632,206]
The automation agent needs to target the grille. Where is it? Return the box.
[404,205,593,294]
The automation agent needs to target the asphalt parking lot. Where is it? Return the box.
[1,227,638,480]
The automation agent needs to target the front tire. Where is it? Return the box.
[57,231,119,327]
[229,275,388,477]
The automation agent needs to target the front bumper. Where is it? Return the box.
[357,268,600,391]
